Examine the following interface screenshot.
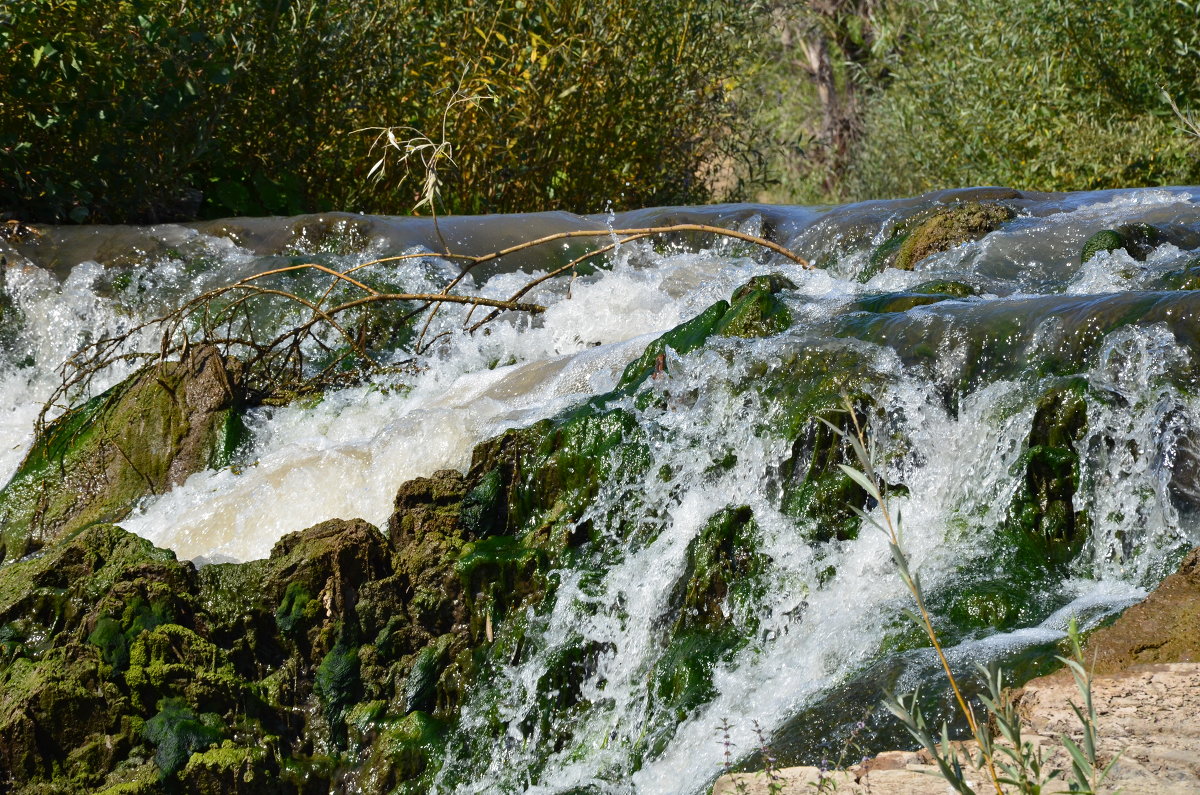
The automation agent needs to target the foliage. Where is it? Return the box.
[749,0,909,204]
[0,0,763,224]
[843,0,1200,199]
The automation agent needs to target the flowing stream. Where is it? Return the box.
[3,187,1199,792]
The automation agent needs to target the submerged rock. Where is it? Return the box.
[0,346,245,564]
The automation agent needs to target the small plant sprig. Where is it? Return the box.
[823,398,1005,794]
[1056,622,1120,793]
[752,720,786,795]
[830,396,1118,794]
[717,718,751,795]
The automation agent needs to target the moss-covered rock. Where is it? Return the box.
[0,523,194,662]
[358,711,446,794]
[1160,258,1200,290]
[467,407,650,551]
[615,299,731,391]
[779,407,872,543]
[1081,223,1165,264]
[893,202,1014,271]
[862,202,1014,280]
[0,517,417,793]
[1003,381,1090,571]
[264,518,392,653]
[0,643,129,784]
[673,505,769,633]
[0,346,245,564]
[713,274,796,339]
[180,741,283,794]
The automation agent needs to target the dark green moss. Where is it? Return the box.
[912,279,977,298]
[1081,229,1126,263]
[87,596,174,670]
[276,583,317,636]
[459,467,504,538]
[714,274,796,339]
[674,505,769,633]
[852,292,957,314]
[1002,382,1090,571]
[1159,257,1200,290]
[403,637,451,715]
[143,697,224,778]
[615,299,730,392]
[360,711,447,793]
[314,636,361,748]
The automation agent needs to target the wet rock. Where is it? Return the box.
[893,202,1014,271]
[1003,382,1090,571]
[358,711,445,792]
[779,405,873,542]
[1080,228,1126,263]
[854,279,978,314]
[714,274,796,339]
[264,518,392,645]
[0,522,195,664]
[467,408,649,551]
[862,202,1014,280]
[911,279,976,298]
[386,470,472,645]
[673,505,768,633]
[615,299,731,391]
[180,742,283,794]
[0,643,128,785]
[1159,255,1200,290]
[0,346,245,564]
[853,291,956,314]
[1079,546,1200,673]
[1081,223,1166,264]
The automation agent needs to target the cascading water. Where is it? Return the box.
[2,187,1199,793]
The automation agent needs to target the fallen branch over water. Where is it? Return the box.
[44,223,810,421]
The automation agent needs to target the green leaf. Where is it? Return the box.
[837,464,882,502]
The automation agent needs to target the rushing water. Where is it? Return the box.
[3,187,1199,792]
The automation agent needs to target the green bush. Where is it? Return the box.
[0,0,762,223]
[844,0,1200,199]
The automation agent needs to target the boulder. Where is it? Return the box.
[861,202,1014,280]
[0,346,244,563]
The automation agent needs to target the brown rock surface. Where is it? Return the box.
[1079,547,1200,673]
[713,546,1200,794]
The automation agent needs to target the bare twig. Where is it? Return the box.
[43,223,810,419]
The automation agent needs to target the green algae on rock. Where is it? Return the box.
[1003,381,1090,572]
[861,201,1015,280]
[0,346,245,565]
[713,274,796,339]
[1080,223,1164,264]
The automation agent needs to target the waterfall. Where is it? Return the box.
[3,187,1198,792]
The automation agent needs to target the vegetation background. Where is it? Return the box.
[2,0,1199,224]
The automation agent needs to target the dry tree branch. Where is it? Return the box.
[44,223,810,420]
